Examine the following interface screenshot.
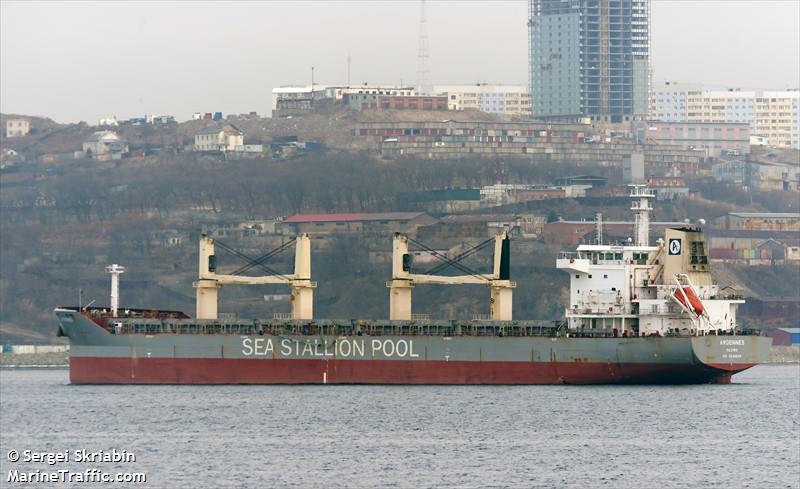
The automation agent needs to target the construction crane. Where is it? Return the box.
[387,231,516,321]
[193,234,315,320]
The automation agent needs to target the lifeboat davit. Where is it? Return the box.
[673,287,705,317]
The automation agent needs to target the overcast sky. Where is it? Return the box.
[1,1,798,123]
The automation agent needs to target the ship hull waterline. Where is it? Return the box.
[68,356,754,385]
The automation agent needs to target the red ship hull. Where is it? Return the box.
[70,356,749,385]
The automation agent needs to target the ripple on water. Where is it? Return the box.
[0,365,798,488]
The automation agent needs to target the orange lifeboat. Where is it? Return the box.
[673,287,705,317]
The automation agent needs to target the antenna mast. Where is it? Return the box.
[347,51,352,86]
[416,0,432,95]
[595,212,603,245]
[630,185,654,247]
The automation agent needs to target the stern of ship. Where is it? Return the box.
[691,335,772,383]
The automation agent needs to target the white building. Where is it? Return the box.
[651,82,800,148]
[6,119,30,138]
[82,131,129,159]
[194,125,244,152]
[271,84,416,116]
[433,85,530,116]
[97,116,119,127]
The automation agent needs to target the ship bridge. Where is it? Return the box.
[556,244,657,274]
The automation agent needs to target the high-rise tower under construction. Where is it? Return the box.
[528,0,650,123]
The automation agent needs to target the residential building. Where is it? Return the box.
[651,82,800,148]
[345,93,449,111]
[528,0,650,122]
[271,85,415,117]
[5,119,30,138]
[271,86,335,117]
[97,116,119,127]
[433,84,530,116]
[355,120,701,168]
[279,212,437,235]
[335,85,416,98]
[82,131,129,160]
[633,121,750,157]
[194,125,244,152]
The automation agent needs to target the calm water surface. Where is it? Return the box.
[1,365,798,488]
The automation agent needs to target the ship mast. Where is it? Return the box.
[630,185,654,247]
[105,264,125,317]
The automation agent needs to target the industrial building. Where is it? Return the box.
[645,176,690,200]
[528,0,651,122]
[709,233,800,265]
[770,328,800,346]
[633,121,751,158]
[650,83,800,149]
[714,212,800,232]
[712,161,799,192]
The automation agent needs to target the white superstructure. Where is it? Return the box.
[556,187,744,337]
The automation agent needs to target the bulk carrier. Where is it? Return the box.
[55,186,771,384]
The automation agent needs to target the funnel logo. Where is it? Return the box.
[668,238,682,255]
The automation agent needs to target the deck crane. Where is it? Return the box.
[193,234,315,320]
[387,231,516,321]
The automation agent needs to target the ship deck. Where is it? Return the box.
[57,306,762,339]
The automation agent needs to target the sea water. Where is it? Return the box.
[1,365,798,488]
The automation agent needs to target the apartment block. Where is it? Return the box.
[433,85,531,116]
[651,82,800,148]
[528,0,651,123]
